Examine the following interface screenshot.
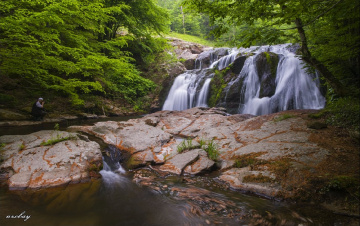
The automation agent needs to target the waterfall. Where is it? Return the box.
[238,45,326,115]
[196,78,211,107]
[162,44,325,115]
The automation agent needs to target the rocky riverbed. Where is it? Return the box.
[1,107,359,223]
[67,107,359,217]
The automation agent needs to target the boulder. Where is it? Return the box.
[255,52,279,98]
[184,153,215,175]
[159,149,201,175]
[0,130,102,190]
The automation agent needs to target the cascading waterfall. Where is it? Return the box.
[196,78,212,107]
[237,45,325,115]
[162,69,215,111]
[162,44,325,115]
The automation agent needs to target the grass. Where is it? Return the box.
[166,32,217,47]
[40,123,74,146]
[177,138,195,153]
[204,139,219,161]
[177,137,220,161]
[40,135,73,146]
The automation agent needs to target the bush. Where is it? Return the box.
[324,97,360,131]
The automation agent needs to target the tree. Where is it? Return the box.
[0,0,169,106]
[183,0,360,97]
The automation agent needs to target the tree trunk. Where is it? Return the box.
[295,18,348,97]
[180,6,186,34]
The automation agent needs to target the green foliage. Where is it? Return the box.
[166,32,217,47]
[323,97,360,131]
[183,0,360,97]
[0,0,169,107]
[0,94,16,107]
[54,123,60,131]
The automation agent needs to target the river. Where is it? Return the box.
[0,117,358,225]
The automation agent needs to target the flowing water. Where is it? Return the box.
[162,44,326,115]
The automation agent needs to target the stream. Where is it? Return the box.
[0,117,358,226]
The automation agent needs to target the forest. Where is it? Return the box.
[0,0,359,130]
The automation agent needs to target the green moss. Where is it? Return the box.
[263,52,279,78]
[126,155,143,169]
[243,174,275,183]
[18,143,25,151]
[88,163,103,172]
[208,69,229,107]
[233,153,268,169]
[273,114,295,122]
[41,136,72,146]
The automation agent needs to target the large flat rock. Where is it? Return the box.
[0,130,102,190]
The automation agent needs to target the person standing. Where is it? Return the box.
[31,98,46,121]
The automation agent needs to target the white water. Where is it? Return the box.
[196,78,212,107]
[162,69,213,111]
[238,45,325,115]
[162,44,325,115]
[100,159,128,188]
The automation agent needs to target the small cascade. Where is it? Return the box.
[211,49,239,70]
[162,44,326,115]
[100,145,128,187]
[196,78,212,107]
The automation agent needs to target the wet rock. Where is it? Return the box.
[255,52,279,98]
[77,113,99,119]
[159,149,201,175]
[184,155,215,175]
[218,168,281,198]
[0,130,102,190]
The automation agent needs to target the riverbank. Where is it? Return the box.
[67,107,359,218]
[1,107,359,225]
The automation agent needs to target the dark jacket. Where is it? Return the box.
[31,102,45,116]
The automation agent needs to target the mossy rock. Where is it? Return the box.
[307,121,328,129]
[255,52,279,98]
